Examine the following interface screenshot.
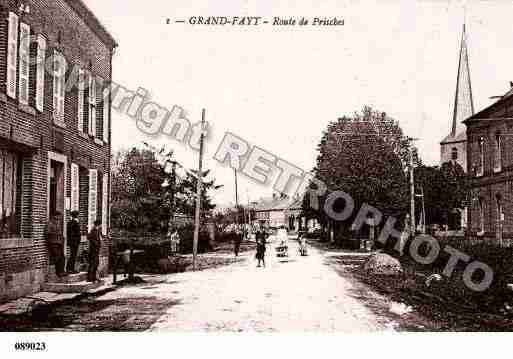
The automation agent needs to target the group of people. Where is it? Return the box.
[47,210,104,283]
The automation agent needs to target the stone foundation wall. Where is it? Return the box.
[0,268,45,303]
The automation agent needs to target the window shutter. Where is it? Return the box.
[6,12,19,99]
[102,87,109,143]
[35,35,46,112]
[53,51,66,123]
[77,68,85,131]
[88,169,98,231]
[102,173,109,235]
[59,56,67,123]
[18,22,30,105]
[71,163,80,212]
[88,75,96,136]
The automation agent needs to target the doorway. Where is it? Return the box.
[47,152,68,257]
[49,160,64,217]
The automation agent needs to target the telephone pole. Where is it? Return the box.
[192,109,206,271]
[234,169,239,226]
[168,160,177,229]
[408,138,419,236]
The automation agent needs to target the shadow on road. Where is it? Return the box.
[0,296,182,331]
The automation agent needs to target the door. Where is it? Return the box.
[47,152,68,263]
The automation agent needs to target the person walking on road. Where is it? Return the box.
[234,226,242,257]
[255,225,267,267]
[87,219,102,282]
[66,210,81,274]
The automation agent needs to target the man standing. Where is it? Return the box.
[255,225,268,268]
[66,211,81,274]
[234,225,242,257]
[47,212,65,278]
[87,219,102,282]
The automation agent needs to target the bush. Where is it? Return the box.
[216,231,238,243]
[177,224,212,254]
[387,234,513,310]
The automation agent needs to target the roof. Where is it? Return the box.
[440,130,466,145]
[67,0,118,48]
[465,87,513,123]
[253,196,302,212]
[441,24,474,142]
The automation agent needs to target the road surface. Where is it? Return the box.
[144,238,395,332]
[1,237,408,331]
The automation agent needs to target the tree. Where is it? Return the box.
[111,145,223,234]
[111,148,167,233]
[171,169,223,220]
[302,106,414,243]
[414,162,470,229]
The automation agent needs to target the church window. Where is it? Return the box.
[451,148,458,161]
[494,133,502,173]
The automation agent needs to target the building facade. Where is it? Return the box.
[253,194,304,231]
[0,0,116,302]
[465,88,513,244]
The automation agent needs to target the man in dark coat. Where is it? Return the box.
[233,226,242,257]
[66,210,81,274]
[255,225,268,268]
[87,219,102,282]
[47,212,66,277]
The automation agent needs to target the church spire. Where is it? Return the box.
[451,22,475,137]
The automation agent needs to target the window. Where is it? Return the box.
[52,50,67,125]
[451,147,458,161]
[101,172,109,235]
[494,133,502,173]
[95,79,105,141]
[88,169,98,231]
[5,12,46,110]
[477,137,484,177]
[102,86,109,143]
[18,22,30,105]
[77,68,86,133]
[478,198,485,235]
[35,35,47,112]
[0,150,22,238]
[88,73,97,137]
[496,194,503,227]
[6,12,19,99]
[70,163,80,212]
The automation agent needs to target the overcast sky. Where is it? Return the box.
[85,0,513,206]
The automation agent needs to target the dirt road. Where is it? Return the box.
[2,237,426,331]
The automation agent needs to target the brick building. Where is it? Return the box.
[465,86,513,245]
[0,0,116,302]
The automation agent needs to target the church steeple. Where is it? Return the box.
[451,23,474,137]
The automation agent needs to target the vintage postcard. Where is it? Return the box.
[0,0,512,356]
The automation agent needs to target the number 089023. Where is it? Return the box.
[14,342,46,351]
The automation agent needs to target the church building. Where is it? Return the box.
[440,24,474,230]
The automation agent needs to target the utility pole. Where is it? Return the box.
[192,109,206,271]
[168,161,177,230]
[408,138,419,236]
[421,186,426,234]
[234,169,239,226]
[409,146,415,236]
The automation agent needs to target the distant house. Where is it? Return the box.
[253,194,304,231]
[464,85,513,245]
